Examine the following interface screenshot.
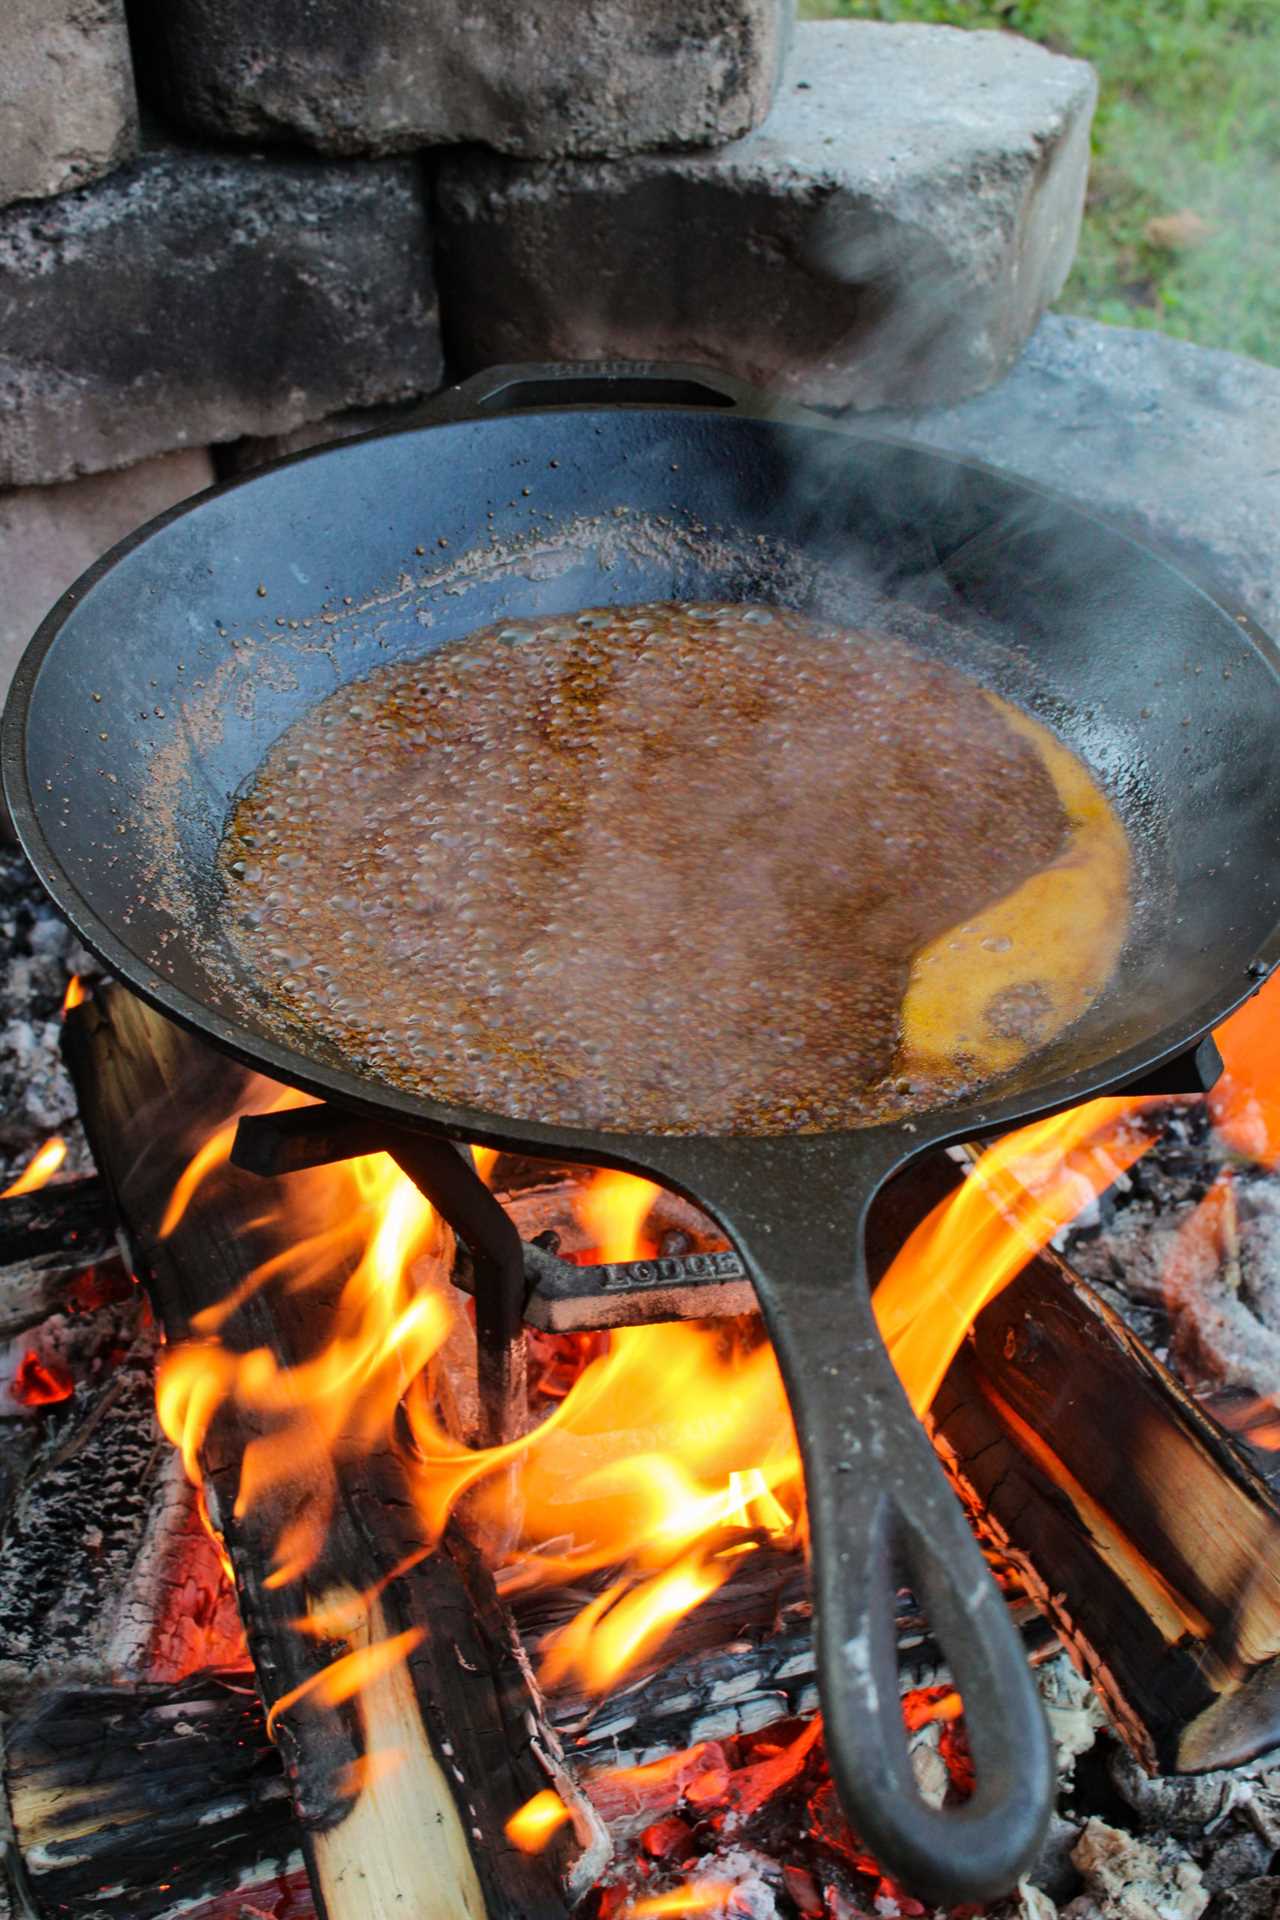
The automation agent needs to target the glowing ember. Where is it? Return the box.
[11,1350,74,1407]
[2,1136,67,1198]
[1216,1396,1280,1451]
[624,1884,737,1917]
[505,1788,573,1853]
[901,1688,963,1732]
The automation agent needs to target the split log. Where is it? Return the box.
[868,1152,1280,1774]
[0,1175,119,1339]
[3,1562,1052,1920]
[2,1672,304,1920]
[64,987,574,1920]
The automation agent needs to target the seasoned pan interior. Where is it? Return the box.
[6,408,1279,1147]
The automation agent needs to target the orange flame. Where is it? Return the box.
[1210,969,1280,1167]
[61,974,86,1014]
[577,1170,661,1261]
[333,1748,406,1797]
[873,1096,1162,1415]
[2,1136,67,1198]
[625,1886,737,1918]
[264,1627,425,1737]
[154,1073,1180,1711]
[505,1788,572,1853]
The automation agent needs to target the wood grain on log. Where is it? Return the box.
[63,987,571,1920]
[868,1151,1280,1774]
[0,1176,118,1339]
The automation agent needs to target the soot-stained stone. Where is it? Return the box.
[0,138,441,488]
[127,0,791,160]
[0,448,214,726]
[433,21,1096,411]
[862,313,1280,634]
[0,0,137,210]
[214,398,427,481]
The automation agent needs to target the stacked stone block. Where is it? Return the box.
[0,0,137,207]
[434,22,1097,411]
[127,0,791,160]
[0,0,1111,776]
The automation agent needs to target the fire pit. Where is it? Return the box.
[2,368,1280,1920]
[4,961,1280,1919]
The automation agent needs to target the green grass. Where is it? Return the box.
[797,0,1280,365]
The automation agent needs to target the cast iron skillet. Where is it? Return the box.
[5,364,1280,1903]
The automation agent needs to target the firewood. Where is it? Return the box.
[2,1671,303,1920]
[0,1175,118,1339]
[63,986,572,1920]
[868,1151,1280,1774]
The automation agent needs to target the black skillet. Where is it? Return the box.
[5,364,1280,1904]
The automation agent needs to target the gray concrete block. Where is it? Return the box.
[0,140,441,488]
[434,21,1097,411]
[0,0,137,210]
[862,313,1280,634]
[0,447,213,740]
[128,0,791,160]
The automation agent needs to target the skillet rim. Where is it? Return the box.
[4,395,1279,1176]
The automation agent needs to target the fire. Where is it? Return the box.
[154,975,1280,1736]
[156,1095,453,1588]
[2,1136,67,1198]
[577,1169,661,1261]
[625,1886,737,1917]
[154,1097,1163,1713]
[1210,969,1280,1168]
[403,1302,804,1692]
[873,1097,1162,1415]
[61,974,86,1014]
[264,1627,426,1736]
[505,1788,572,1853]
[11,1350,74,1407]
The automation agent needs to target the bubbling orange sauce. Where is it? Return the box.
[219,603,1131,1134]
[899,698,1131,1086]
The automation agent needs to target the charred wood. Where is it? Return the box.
[2,1672,302,1920]
[0,1334,171,1688]
[64,986,572,1920]
[0,1177,118,1340]
[868,1152,1280,1774]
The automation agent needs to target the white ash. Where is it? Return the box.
[1109,1745,1280,1845]
[1040,1653,1110,1789]
[1065,1818,1208,1920]
[0,848,94,1182]
[1065,1108,1280,1400]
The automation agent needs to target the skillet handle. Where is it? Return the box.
[690,1134,1054,1904]
[412,360,768,423]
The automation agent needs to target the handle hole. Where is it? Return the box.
[891,1517,975,1807]
[475,377,737,412]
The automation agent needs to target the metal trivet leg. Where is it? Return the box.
[232,1108,527,1445]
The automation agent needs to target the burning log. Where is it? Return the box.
[2,1672,304,1920]
[0,1174,119,1339]
[63,987,576,1920]
[869,1151,1280,1774]
[47,975,1280,1916]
